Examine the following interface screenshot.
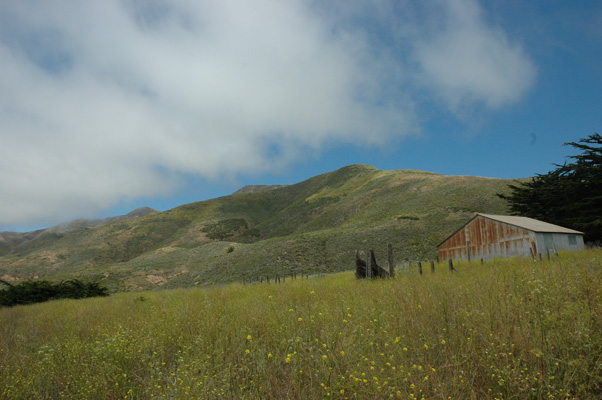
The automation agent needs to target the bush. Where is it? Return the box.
[201,218,248,240]
[0,279,109,307]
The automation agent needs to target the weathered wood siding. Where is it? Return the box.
[438,215,586,261]
[438,215,536,261]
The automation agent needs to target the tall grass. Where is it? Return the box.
[1,249,601,399]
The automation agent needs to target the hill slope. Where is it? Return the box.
[0,165,515,291]
[0,207,159,257]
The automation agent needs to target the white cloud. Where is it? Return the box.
[0,0,535,227]
[410,0,537,112]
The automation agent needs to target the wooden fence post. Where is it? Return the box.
[366,250,372,278]
[355,250,362,278]
[430,260,435,273]
[388,244,395,278]
[448,259,455,273]
[418,261,422,275]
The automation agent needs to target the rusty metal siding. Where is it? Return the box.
[438,215,537,261]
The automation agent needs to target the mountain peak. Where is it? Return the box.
[233,184,288,195]
[126,207,159,218]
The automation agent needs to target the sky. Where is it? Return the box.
[0,0,600,232]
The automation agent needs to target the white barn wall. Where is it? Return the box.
[534,232,585,254]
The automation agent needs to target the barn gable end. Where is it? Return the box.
[438,214,584,261]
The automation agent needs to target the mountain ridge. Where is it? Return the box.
[0,207,159,256]
[0,165,516,291]
[233,184,289,195]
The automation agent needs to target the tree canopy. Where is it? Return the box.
[499,133,602,243]
[0,279,109,307]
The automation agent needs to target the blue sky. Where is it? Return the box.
[0,0,600,232]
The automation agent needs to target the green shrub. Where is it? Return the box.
[0,279,109,307]
[201,218,248,240]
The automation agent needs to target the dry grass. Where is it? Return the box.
[1,249,601,399]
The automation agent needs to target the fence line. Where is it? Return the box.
[242,271,326,285]
[354,244,494,279]
[242,243,562,285]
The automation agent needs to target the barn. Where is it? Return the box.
[438,213,585,261]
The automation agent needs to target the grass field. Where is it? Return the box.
[1,249,601,399]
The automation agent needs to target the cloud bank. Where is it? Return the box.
[0,0,536,227]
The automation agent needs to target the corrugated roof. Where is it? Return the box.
[478,214,584,234]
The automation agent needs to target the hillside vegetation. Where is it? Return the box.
[1,249,601,399]
[0,165,514,291]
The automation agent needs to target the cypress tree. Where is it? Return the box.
[499,133,602,242]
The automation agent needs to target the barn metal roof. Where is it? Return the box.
[477,214,584,234]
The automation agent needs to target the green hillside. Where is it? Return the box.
[0,165,515,291]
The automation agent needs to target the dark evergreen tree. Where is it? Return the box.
[0,279,109,307]
[499,133,602,242]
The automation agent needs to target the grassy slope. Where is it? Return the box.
[0,165,515,291]
[1,249,601,399]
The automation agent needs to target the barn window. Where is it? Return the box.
[568,235,577,245]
